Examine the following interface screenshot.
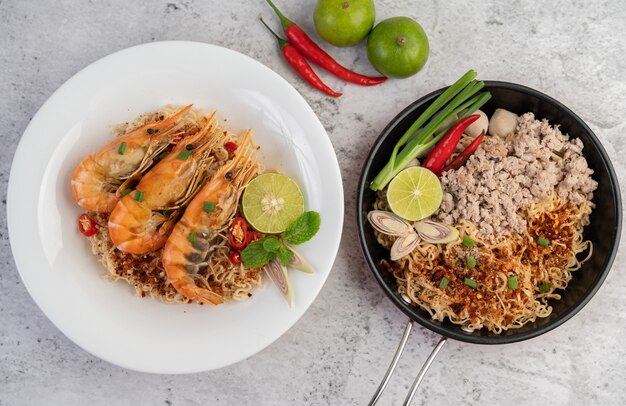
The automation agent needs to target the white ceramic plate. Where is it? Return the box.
[7,41,343,374]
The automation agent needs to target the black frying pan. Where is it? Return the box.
[356,82,622,405]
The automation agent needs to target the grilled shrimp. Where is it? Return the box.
[108,112,224,254]
[162,129,258,305]
[71,105,192,213]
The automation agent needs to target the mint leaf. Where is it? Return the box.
[277,246,294,266]
[283,211,321,245]
[263,237,282,253]
[241,239,276,268]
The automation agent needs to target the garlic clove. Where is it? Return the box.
[488,108,518,137]
[414,220,459,244]
[390,232,420,260]
[465,109,489,138]
[404,158,421,169]
[368,210,412,236]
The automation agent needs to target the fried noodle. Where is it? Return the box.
[374,192,593,333]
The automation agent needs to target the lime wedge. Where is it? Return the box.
[242,173,305,234]
[387,167,442,221]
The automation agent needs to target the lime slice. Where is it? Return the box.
[242,173,305,234]
[387,167,442,221]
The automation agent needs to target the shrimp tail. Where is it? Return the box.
[169,267,225,305]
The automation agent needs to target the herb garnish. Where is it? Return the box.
[241,211,320,268]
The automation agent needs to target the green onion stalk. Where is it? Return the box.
[369,70,492,191]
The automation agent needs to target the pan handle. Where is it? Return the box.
[368,319,447,406]
[368,320,414,406]
[402,336,447,405]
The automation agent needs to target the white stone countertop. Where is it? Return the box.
[2,1,626,405]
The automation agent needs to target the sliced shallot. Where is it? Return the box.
[287,245,314,274]
[367,210,412,237]
[390,232,420,260]
[263,258,292,306]
[413,220,459,244]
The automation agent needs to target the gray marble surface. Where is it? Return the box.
[2,0,626,405]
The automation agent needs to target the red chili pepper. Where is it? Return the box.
[422,115,480,173]
[260,18,341,97]
[248,231,264,243]
[78,213,98,237]
[224,141,238,152]
[436,131,485,176]
[265,0,386,86]
[228,217,249,250]
[229,251,242,265]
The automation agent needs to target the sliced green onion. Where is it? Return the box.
[439,277,449,289]
[203,201,215,212]
[121,188,132,197]
[117,141,127,155]
[464,278,477,288]
[508,276,518,289]
[157,151,168,160]
[177,149,193,160]
[539,283,552,293]
[466,255,476,269]
[369,70,492,191]
[537,237,550,247]
[395,72,479,149]
[134,190,144,202]
[462,236,475,249]
[188,232,196,243]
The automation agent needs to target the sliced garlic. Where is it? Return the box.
[404,158,421,169]
[368,210,412,237]
[414,220,459,244]
[390,232,420,260]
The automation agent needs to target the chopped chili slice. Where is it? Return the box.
[224,141,238,152]
[248,231,263,242]
[229,251,242,264]
[78,213,97,237]
[228,217,249,250]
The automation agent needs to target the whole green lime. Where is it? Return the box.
[367,17,429,78]
[314,0,375,47]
